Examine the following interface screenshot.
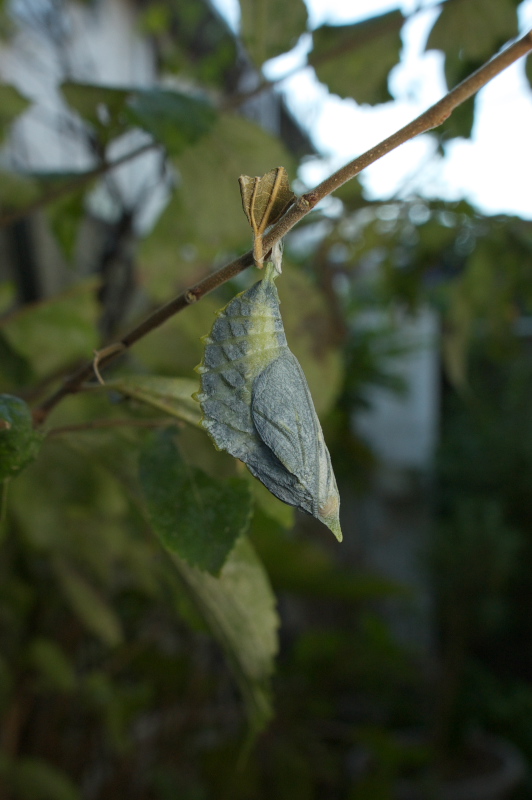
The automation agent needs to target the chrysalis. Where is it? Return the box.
[194,260,342,541]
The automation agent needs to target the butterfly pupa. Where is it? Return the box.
[194,261,342,541]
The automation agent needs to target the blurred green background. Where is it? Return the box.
[1,1,532,798]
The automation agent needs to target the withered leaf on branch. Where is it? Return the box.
[239,166,295,268]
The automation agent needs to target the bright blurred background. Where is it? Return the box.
[1,1,532,799]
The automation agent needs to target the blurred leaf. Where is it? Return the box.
[246,472,295,529]
[108,375,201,425]
[140,430,252,575]
[277,263,343,416]
[0,755,80,800]
[0,169,40,214]
[27,638,77,693]
[126,88,216,154]
[0,279,100,378]
[46,188,86,263]
[143,0,238,89]
[442,283,472,390]
[0,394,43,481]
[426,0,518,81]
[172,536,278,735]
[426,0,518,133]
[60,81,131,146]
[526,54,532,91]
[53,558,123,647]
[0,84,30,142]
[309,10,404,103]
[171,114,295,257]
[240,0,307,66]
[132,294,224,376]
[0,332,33,388]
[252,508,406,601]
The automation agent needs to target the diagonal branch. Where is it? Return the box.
[33,28,532,425]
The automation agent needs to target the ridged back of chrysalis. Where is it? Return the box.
[194,265,342,541]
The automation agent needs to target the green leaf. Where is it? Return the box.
[107,375,201,426]
[140,430,253,574]
[277,262,344,417]
[442,283,472,390]
[0,84,31,143]
[0,755,80,800]
[60,81,131,146]
[0,279,100,378]
[125,89,216,155]
[46,188,86,263]
[426,0,518,81]
[0,332,33,387]
[0,169,40,214]
[309,10,404,103]
[27,638,77,693]
[53,558,123,647]
[0,394,43,481]
[172,536,278,735]
[240,0,308,66]
[171,114,295,257]
[141,0,238,89]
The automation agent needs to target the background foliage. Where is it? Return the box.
[1,0,532,798]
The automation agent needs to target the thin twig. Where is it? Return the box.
[0,140,158,228]
[32,29,532,425]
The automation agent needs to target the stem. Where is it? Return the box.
[47,417,176,436]
[0,141,158,229]
[33,29,532,425]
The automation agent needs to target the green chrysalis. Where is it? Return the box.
[194,261,342,541]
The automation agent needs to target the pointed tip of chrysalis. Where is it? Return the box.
[318,494,343,542]
[329,518,343,543]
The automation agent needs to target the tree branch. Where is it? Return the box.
[32,29,532,426]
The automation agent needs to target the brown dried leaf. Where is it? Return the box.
[239,166,294,267]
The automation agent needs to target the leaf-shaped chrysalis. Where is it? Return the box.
[194,261,342,541]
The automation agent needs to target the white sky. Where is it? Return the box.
[212,0,532,220]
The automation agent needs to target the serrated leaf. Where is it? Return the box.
[309,10,404,103]
[126,88,216,154]
[60,81,132,146]
[0,394,43,481]
[0,279,100,377]
[140,430,252,574]
[172,536,278,735]
[108,375,201,426]
[240,0,307,66]
[0,84,31,143]
[53,558,123,647]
